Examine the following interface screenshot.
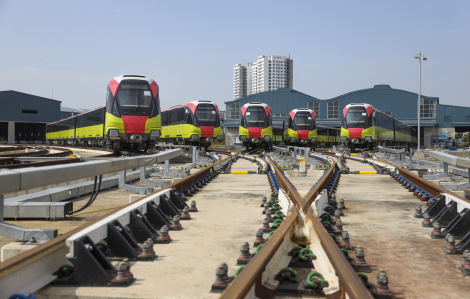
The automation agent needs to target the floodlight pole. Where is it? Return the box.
[414,52,427,151]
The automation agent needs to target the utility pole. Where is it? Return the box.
[414,52,427,151]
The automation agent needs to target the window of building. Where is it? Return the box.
[327,100,339,119]
[308,101,320,119]
[226,102,240,119]
[22,109,38,114]
[420,99,437,118]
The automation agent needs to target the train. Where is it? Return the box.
[341,103,417,150]
[160,100,222,149]
[46,75,162,151]
[282,108,317,146]
[282,108,341,147]
[239,102,273,150]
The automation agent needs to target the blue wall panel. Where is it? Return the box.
[225,85,470,128]
[0,91,61,123]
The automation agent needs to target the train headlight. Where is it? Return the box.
[109,129,119,138]
[150,130,160,139]
[217,135,222,140]
[311,137,317,142]
[341,136,347,141]
[240,135,246,140]
[264,135,271,141]
[191,134,199,140]
[365,136,372,141]
[290,137,296,142]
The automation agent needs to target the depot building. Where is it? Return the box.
[224,85,470,147]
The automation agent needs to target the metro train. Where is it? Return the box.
[282,108,317,146]
[341,103,417,150]
[46,75,162,151]
[317,125,341,145]
[282,109,341,147]
[160,100,222,149]
[239,102,273,150]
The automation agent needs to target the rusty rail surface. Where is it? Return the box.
[221,150,372,299]
[0,153,233,281]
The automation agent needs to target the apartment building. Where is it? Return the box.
[233,55,293,100]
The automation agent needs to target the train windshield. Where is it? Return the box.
[245,107,267,127]
[195,104,218,126]
[346,107,369,128]
[294,112,314,130]
[116,83,153,115]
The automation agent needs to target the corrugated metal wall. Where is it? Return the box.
[0,91,61,123]
[224,85,462,128]
[437,104,470,127]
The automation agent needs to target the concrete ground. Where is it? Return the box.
[34,158,270,298]
[337,160,470,299]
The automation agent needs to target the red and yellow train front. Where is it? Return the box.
[104,76,161,148]
[340,104,374,145]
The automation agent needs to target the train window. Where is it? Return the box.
[116,83,152,108]
[170,109,178,125]
[345,107,368,128]
[185,108,193,124]
[106,88,114,114]
[195,104,217,126]
[161,112,167,126]
[294,112,313,130]
[245,106,266,128]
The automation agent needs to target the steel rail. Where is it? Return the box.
[0,158,81,169]
[0,153,234,286]
[0,149,48,157]
[221,150,372,299]
[304,151,372,299]
[374,155,470,204]
[219,208,298,299]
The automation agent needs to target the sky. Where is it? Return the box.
[0,0,469,111]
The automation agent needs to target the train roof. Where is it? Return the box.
[108,75,159,99]
[289,108,316,120]
[162,101,219,114]
[344,103,415,131]
[48,106,106,125]
[241,102,271,116]
[242,102,269,108]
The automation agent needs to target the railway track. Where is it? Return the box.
[1,146,469,298]
[0,146,116,169]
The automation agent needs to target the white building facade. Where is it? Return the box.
[233,55,293,100]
